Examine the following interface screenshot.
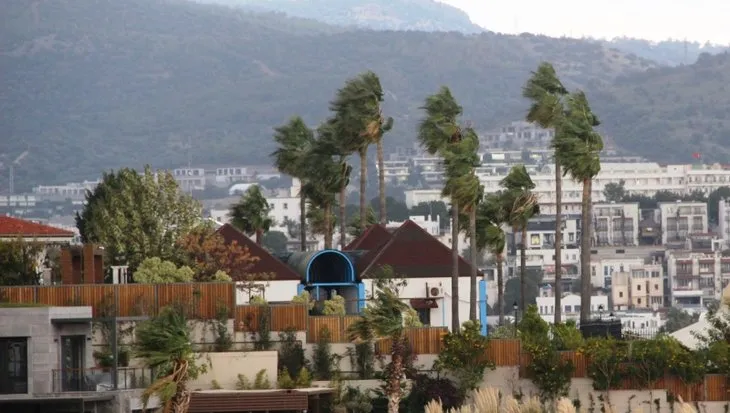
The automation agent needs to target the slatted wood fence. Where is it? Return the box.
[0,283,236,319]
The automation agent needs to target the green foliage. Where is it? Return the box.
[517,306,574,402]
[75,167,200,270]
[277,369,296,389]
[0,238,44,286]
[660,307,701,333]
[322,292,346,316]
[210,300,233,352]
[551,321,584,351]
[230,185,273,243]
[253,369,271,389]
[349,342,375,380]
[295,367,312,388]
[132,257,195,284]
[252,302,272,350]
[313,327,334,380]
[291,291,315,311]
[625,337,672,389]
[210,379,222,390]
[348,206,378,237]
[278,328,308,379]
[235,374,250,390]
[434,320,495,396]
[262,231,288,254]
[403,308,423,328]
[582,337,627,391]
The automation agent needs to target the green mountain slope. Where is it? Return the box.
[195,0,483,33]
[1,0,657,189]
[602,38,730,66]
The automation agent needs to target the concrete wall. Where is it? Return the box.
[189,351,278,391]
[0,306,93,396]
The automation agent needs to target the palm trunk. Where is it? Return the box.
[168,359,190,413]
[451,199,460,332]
[554,162,563,325]
[339,186,347,249]
[377,139,387,225]
[520,226,527,312]
[299,191,307,252]
[497,253,505,325]
[386,335,405,413]
[359,148,368,231]
[469,207,477,321]
[255,229,263,245]
[580,177,593,323]
[324,203,333,249]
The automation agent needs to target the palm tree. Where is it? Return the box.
[554,91,603,323]
[500,165,539,313]
[348,286,409,413]
[478,193,508,324]
[329,72,393,229]
[316,122,352,249]
[445,133,482,321]
[271,116,316,252]
[418,86,471,332]
[229,185,273,245]
[135,305,203,413]
[523,62,569,324]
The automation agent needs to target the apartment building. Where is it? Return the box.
[593,202,640,246]
[214,166,250,185]
[32,180,100,199]
[511,215,581,285]
[536,293,609,324]
[172,167,206,192]
[718,198,730,248]
[480,121,554,149]
[658,201,708,246]
[666,251,730,310]
[610,264,664,311]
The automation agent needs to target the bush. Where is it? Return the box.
[313,327,334,380]
[278,328,308,379]
[434,320,495,397]
[405,374,463,413]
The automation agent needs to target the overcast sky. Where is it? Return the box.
[440,0,730,44]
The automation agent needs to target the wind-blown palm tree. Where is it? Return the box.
[316,122,352,249]
[476,193,508,324]
[271,116,315,251]
[446,133,482,321]
[229,185,273,245]
[348,286,409,413]
[523,62,569,324]
[329,72,393,229]
[554,91,603,323]
[135,306,203,413]
[500,165,539,313]
[418,86,471,332]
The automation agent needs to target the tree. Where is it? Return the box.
[418,86,471,332]
[262,231,288,254]
[348,286,409,413]
[603,180,627,203]
[271,116,316,251]
[135,305,207,413]
[554,91,603,323]
[434,320,494,398]
[500,165,539,313]
[478,193,508,324]
[229,185,273,245]
[523,62,569,325]
[75,166,201,270]
[660,307,700,333]
[0,238,44,286]
[132,257,195,284]
[176,224,258,281]
[504,268,543,315]
[328,71,393,229]
[316,122,353,249]
[348,206,378,238]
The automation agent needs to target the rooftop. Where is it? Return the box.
[0,215,75,238]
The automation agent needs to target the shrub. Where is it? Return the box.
[434,320,495,397]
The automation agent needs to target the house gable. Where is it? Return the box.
[0,216,74,239]
[359,220,480,279]
[343,224,392,251]
[216,224,301,281]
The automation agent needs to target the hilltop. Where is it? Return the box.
[194,0,483,33]
[0,0,677,189]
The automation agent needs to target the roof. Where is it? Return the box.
[216,224,301,281]
[343,224,392,251]
[0,216,74,238]
[358,220,482,279]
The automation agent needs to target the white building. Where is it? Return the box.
[512,215,581,284]
[215,166,250,185]
[718,198,730,248]
[667,251,730,309]
[593,202,640,246]
[658,201,709,246]
[536,293,609,324]
[172,168,206,191]
[386,215,441,237]
[480,121,554,150]
[32,180,100,199]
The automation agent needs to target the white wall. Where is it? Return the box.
[237,280,302,304]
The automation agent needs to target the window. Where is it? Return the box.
[637,298,642,305]
[637,284,641,291]
[568,233,574,242]
[619,292,624,298]
[0,337,28,394]
[283,203,288,210]
[654,284,659,290]
[564,305,571,313]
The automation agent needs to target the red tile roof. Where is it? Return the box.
[0,216,74,237]
[216,224,301,281]
[343,224,392,251]
[358,220,481,279]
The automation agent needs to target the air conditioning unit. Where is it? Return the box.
[111,266,129,285]
[427,285,443,297]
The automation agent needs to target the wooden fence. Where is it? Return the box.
[0,283,236,319]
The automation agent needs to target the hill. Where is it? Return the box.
[194,0,483,33]
[0,0,659,189]
[601,38,730,66]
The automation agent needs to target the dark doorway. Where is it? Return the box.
[60,335,86,391]
[0,337,29,394]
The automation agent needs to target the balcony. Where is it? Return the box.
[52,367,153,393]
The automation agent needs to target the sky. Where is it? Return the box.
[439,0,730,44]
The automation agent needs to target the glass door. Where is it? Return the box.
[0,337,28,394]
[61,335,85,391]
